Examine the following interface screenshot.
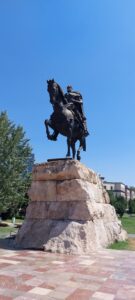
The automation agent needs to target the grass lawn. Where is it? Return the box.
[0,218,23,238]
[108,240,129,250]
[121,215,135,234]
[108,215,135,251]
[108,238,135,251]
[0,226,17,238]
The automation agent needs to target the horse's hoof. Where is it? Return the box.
[77,154,81,161]
[50,137,57,141]
[50,134,57,141]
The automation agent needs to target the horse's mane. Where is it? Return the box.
[57,83,67,104]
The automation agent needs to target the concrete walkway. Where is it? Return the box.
[0,242,135,299]
[128,234,135,238]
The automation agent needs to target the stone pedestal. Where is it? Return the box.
[15,160,127,254]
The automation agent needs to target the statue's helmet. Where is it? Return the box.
[67,85,73,92]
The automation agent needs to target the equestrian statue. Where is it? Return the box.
[44,79,89,160]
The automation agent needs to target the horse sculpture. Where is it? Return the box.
[44,79,88,160]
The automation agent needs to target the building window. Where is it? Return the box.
[111,186,113,190]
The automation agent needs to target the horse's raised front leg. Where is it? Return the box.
[44,119,59,141]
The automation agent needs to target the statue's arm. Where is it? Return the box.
[72,98,83,104]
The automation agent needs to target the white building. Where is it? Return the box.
[101,178,135,201]
[130,189,135,200]
[103,181,125,198]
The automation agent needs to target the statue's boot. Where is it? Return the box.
[83,120,89,137]
[76,113,89,137]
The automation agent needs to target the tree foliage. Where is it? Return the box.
[128,199,135,214]
[0,112,33,217]
[114,196,127,217]
[108,191,116,206]
[108,191,127,217]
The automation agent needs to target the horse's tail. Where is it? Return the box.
[82,136,86,151]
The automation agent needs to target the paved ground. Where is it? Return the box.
[128,234,135,238]
[0,241,135,300]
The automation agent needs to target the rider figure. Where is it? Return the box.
[65,85,89,137]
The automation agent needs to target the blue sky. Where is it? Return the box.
[0,0,135,186]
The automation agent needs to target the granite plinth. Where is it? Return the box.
[15,160,127,253]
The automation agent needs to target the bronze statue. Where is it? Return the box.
[44,79,89,160]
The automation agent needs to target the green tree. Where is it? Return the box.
[0,112,32,217]
[108,191,116,206]
[114,196,127,217]
[128,199,135,214]
[108,191,127,218]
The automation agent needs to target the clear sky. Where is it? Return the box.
[0,0,135,186]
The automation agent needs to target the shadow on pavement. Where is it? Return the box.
[0,236,17,250]
[0,236,44,252]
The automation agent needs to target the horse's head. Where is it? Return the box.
[47,79,66,108]
[47,79,59,105]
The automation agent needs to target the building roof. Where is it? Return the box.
[103,181,126,186]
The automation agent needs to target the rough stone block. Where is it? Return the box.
[32,160,97,183]
[25,201,110,221]
[15,160,127,253]
[28,181,57,201]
